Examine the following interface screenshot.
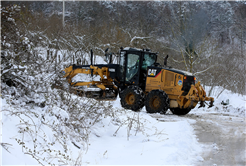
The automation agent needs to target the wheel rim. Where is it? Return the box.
[151,96,160,109]
[125,92,135,105]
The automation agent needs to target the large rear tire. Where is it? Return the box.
[170,108,191,115]
[120,86,145,111]
[145,90,169,114]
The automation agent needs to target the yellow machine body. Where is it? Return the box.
[59,47,214,114]
[145,69,214,109]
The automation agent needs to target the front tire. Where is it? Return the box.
[120,86,145,111]
[145,90,169,114]
[170,108,191,115]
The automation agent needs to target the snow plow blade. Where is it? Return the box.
[58,64,118,100]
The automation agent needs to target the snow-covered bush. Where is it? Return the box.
[0,5,117,165]
[1,4,34,97]
[2,86,118,165]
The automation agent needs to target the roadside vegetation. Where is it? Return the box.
[1,1,245,165]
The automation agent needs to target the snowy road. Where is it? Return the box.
[153,111,246,166]
[189,112,246,166]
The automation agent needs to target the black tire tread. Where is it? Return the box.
[145,90,169,114]
[171,108,191,115]
[120,86,145,111]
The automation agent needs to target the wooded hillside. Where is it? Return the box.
[1,1,245,94]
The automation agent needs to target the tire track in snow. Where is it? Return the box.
[187,113,246,166]
[152,112,246,165]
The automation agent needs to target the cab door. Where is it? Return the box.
[125,52,141,85]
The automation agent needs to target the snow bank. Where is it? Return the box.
[194,86,246,117]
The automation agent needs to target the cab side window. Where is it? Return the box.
[126,54,139,81]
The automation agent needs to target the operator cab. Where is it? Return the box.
[118,47,157,90]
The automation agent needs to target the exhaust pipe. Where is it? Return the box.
[109,53,112,64]
[91,49,93,66]
[90,49,93,77]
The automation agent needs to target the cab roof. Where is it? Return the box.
[122,47,154,53]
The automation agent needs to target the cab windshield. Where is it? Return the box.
[142,53,157,71]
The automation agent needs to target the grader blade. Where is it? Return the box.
[60,64,119,101]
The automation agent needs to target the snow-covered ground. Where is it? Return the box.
[81,97,203,165]
[1,85,245,165]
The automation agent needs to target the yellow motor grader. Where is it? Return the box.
[61,47,214,115]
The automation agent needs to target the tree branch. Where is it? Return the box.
[193,65,216,76]
[1,142,13,153]
[130,36,151,44]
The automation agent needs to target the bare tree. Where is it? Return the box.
[163,2,219,76]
